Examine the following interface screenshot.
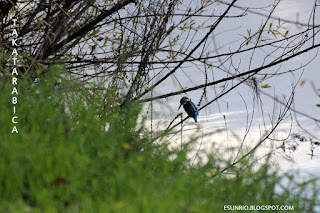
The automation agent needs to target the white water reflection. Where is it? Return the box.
[148,110,320,178]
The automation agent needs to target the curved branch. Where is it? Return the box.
[134,0,239,101]
[42,0,135,59]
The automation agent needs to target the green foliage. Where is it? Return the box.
[0,66,319,212]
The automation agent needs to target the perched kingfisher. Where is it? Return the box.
[178,97,198,122]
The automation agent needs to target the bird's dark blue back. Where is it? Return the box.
[183,101,198,122]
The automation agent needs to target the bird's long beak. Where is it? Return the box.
[178,104,182,110]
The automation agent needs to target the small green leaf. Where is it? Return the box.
[261,74,267,80]
[316,104,320,108]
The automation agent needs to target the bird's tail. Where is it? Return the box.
[194,111,198,122]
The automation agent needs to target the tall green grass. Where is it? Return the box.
[0,66,319,212]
